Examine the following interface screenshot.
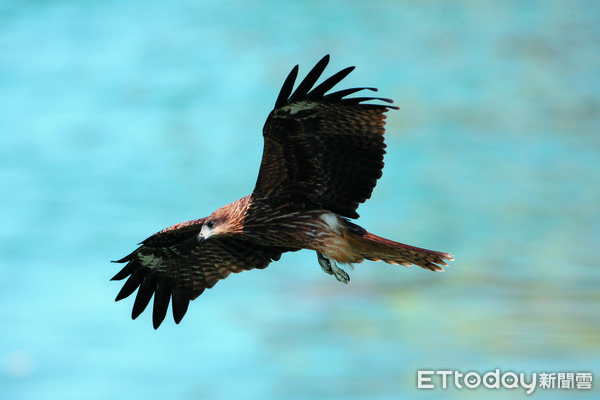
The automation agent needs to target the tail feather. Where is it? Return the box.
[346,230,453,271]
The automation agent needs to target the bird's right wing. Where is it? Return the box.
[253,54,399,219]
[111,218,286,329]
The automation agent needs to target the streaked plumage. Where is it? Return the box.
[112,55,453,328]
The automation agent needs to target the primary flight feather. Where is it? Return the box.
[112,55,453,329]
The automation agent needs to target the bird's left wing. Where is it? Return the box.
[111,218,286,329]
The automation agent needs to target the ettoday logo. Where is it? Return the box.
[417,370,593,394]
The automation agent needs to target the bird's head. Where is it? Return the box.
[197,197,250,244]
[198,217,224,243]
[197,205,245,243]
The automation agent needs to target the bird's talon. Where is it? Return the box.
[317,252,333,275]
[332,267,349,284]
[317,252,349,284]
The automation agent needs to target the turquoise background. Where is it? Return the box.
[1,1,599,399]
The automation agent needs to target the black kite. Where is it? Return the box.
[112,55,453,328]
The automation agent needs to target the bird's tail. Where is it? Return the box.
[345,228,453,271]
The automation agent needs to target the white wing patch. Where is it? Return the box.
[139,253,162,270]
[319,212,343,235]
[281,101,319,115]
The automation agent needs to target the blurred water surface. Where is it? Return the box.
[1,1,599,399]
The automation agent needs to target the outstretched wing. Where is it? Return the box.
[253,54,399,219]
[111,218,286,329]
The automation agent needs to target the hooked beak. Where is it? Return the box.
[197,233,206,244]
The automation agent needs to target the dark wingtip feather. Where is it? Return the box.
[378,97,400,110]
[115,269,145,301]
[132,278,155,320]
[342,96,399,109]
[152,281,171,329]
[112,251,136,264]
[307,66,355,101]
[274,65,299,109]
[275,55,399,111]
[172,290,191,324]
[323,87,376,102]
[288,54,331,104]
[110,262,136,281]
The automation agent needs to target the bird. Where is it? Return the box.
[112,54,453,329]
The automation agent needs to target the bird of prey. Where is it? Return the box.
[112,55,453,329]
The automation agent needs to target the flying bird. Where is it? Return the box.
[112,55,453,329]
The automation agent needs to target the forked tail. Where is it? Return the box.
[345,227,453,271]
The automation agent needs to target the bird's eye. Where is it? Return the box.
[205,220,215,229]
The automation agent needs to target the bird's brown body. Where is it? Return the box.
[207,194,448,269]
[112,55,453,328]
